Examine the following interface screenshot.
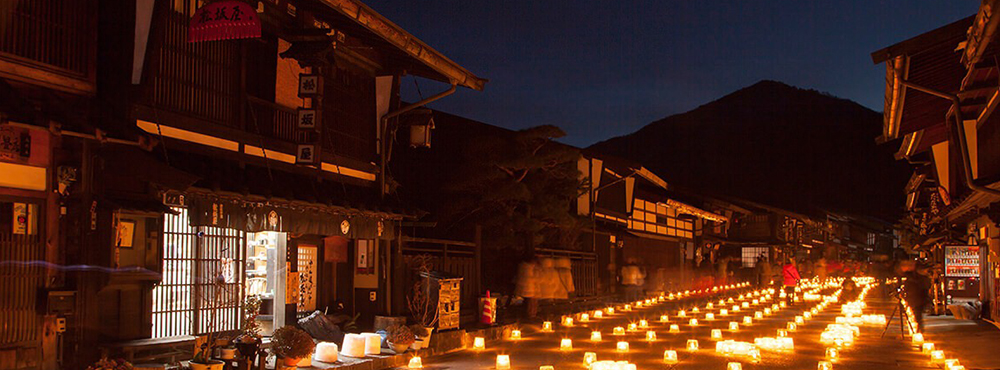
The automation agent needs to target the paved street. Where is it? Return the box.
[409,281,909,370]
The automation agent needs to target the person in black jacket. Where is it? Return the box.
[900,261,931,333]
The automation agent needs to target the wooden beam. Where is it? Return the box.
[0,59,95,95]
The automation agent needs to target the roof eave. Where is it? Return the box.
[318,0,487,91]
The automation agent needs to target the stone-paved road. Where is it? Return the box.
[398,282,917,370]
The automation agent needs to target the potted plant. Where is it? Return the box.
[386,325,415,353]
[409,325,429,350]
[190,275,234,370]
[406,255,438,347]
[235,296,263,359]
[270,326,315,367]
[86,357,132,370]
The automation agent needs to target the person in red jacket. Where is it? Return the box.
[782,257,801,305]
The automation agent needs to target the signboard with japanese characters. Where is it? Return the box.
[298,74,321,96]
[188,1,261,42]
[296,144,317,164]
[297,109,318,130]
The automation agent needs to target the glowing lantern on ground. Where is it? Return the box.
[764,308,772,315]
[795,316,804,325]
[732,305,740,312]
[678,310,686,317]
[591,331,602,342]
[664,350,678,364]
[729,322,739,331]
[628,323,638,332]
[408,357,423,369]
[706,313,715,321]
[646,331,656,341]
[660,315,669,322]
[922,342,935,354]
[639,319,649,328]
[826,347,839,362]
[787,322,797,331]
[743,316,752,325]
[616,341,629,353]
[945,359,961,370]
[930,350,945,363]
[496,355,510,370]
[755,311,763,319]
[539,366,554,370]
[804,312,812,320]
[563,317,574,327]
[689,319,699,326]
[584,352,597,366]
[912,333,924,345]
[687,339,699,351]
[542,321,553,332]
[779,301,787,308]
[707,303,714,309]
[594,310,603,319]
[473,337,485,350]
[728,362,742,370]
[711,329,723,340]
[817,360,833,370]
[606,307,615,315]
[777,329,787,337]
[742,302,750,308]
[560,338,573,351]
[510,330,521,340]
[692,307,700,313]
[613,327,625,336]
[669,324,680,333]
[720,309,729,316]
[580,313,590,322]
[779,337,794,350]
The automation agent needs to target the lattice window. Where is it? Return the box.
[297,245,317,312]
[0,200,43,345]
[742,247,769,268]
[152,207,244,338]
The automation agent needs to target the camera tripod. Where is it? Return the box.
[880,296,914,339]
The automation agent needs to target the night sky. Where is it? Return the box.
[366,1,976,147]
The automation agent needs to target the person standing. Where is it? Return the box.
[900,261,931,333]
[781,257,801,305]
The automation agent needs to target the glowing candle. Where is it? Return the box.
[779,337,794,350]
[732,305,740,312]
[728,362,743,370]
[777,329,787,337]
[560,338,573,351]
[686,339,699,351]
[945,359,961,369]
[590,331,602,342]
[594,310,603,319]
[689,318,699,326]
[639,319,649,328]
[580,313,590,322]
[542,321,553,332]
[826,347,839,362]
[749,347,761,362]
[606,307,615,315]
[779,301,787,308]
[742,302,750,308]
[719,299,726,305]
[495,355,510,370]
[646,331,657,341]
[539,366,554,370]
[584,352,597,366]
[787,322,797,331]
[660,315,669,322]
[711,329,723,340]
[729,322,739,331]
[628,323,638,332]
[678,310,686,317]
[473,337,486,350]
[912,333,924,345]
[743,316,752,325]
[408,357,423,369]
[720,309,729,316]
[795,316,805,325]
[563,317,574,327]
[663,350,678,364]
[764,308,772,315]
[930,350,945,362]
[669,324,680,333]
[728,298,735,303]
[692,307,700,313]
[707,302,714,309]
[922,342,935,354]
[510,330,522,340]
[706,313,715,321]
[623,304,631,311]
[817,360,833,370]
[616,341,629,353]
[755,311,763,319]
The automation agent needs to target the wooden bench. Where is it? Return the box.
[103,336,196,365]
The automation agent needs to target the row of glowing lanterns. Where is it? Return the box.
[901,297,967,370]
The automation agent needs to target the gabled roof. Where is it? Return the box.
[308,0,487,90]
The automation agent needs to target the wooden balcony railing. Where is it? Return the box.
[0,0,95,77]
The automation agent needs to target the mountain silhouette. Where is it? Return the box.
[588,80,911,221]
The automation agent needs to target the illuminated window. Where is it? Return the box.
[741,247,768,268]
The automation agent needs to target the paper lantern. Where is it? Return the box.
[660,315,669,322]
[669,324,680,333]
[817,360,833,370]
[706,313,715,321]
[623,304,632,311]
[473,337,486,350]
[639,319,649,328]
[686,339,699,351]
[591,331,602,341]
[804,312,812,320]
[584,352,597,366]
[764,308,772,315]
[749,347,761,362]
[779,337,794,350]
[755,312,763,319]
[912,333,924,345]
[711,329,723,340]
[742,302,750,308]
[361,333,382,356]
[743,316,752,325]
[496,355,511,370]
[728,362,743,370]
[314,342,339,363]
[779,301,787,308]
[542,321,553,332]
[692,307,700,313]
[613,326,625,336]
[930,350,945,362]
[795,316,804,325]
[510,330,522,340]
[678,310,686,317]
[341,334,367,358]
[707,303,714,309]
[729,322,739,331]
[616,341,629,353]
[408,356,423,369]
[646,331,656,341]
[720,309,729,316]
[663,350,678,364]
[689,319,699,326]
[560,338,573,351]
[563,317,574,327]
[594,310,604,318]
[606,307,615,315]
[628,323,638,332]
[580,313,590,322]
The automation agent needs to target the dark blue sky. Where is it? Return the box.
[366,1,976,146]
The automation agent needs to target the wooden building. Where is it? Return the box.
[1,0,485,368]
[872,1,1000,322]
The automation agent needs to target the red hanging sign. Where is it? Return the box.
[188,1,261,43]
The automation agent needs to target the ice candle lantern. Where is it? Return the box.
[687,339,699,351]
[712,329,723,340]
[510,330,521,340]
[408,357,423,369]
[613,326,625,336]
[591,331,602,341]
[542,321,553,332]
[664,350,678,364]
[584,352,597,366]
[616,341,630,353]
[669,324,680,333]
[473,337,486,350]
[496,355,511,370]
[560,338,573,351]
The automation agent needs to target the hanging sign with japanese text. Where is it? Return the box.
[188,1,261,43]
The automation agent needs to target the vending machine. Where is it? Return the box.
[944,245,980,302]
